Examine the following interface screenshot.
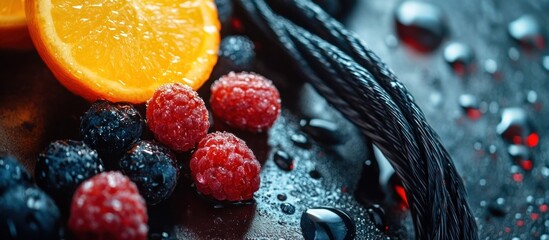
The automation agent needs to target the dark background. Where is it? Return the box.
[1,0,549,239]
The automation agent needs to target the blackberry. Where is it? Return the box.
[0,185,61,240]
[80,100,143,160]
[35,140,104,206]
[218,35,256,71]
[119,141,179,205]
[0,155,32,193]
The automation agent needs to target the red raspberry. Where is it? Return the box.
[68,172,148,240]
[210,72,281,132]
[147,83,209,152]
[190,132,261,201]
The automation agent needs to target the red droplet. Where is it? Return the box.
[466,109,482,120]
[539,204,548,212]
[231,18,244,32]
[341,186,348,193]
[513,136,523,145]
[519,160,533,171]
[395,185,409,207]
[504,227,511,233]
[526,133,539,147]
[512,173,523,182]
[516,219,525,227]
[530,213,539,221]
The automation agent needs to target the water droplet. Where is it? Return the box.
[443,43,475,76]
[277,193,287,201]
[497,108,538,147]
[484,59,502,79]
[543,56,549,72]
[488,198,507,217]
[507,145,534,171]
[273,150,294,171]
[299,119,346,145]
[366,205,387,232]
[291,133,312,149]
[459,94,481,120]
[394,1,448,52]
[309,170,322,179]
[300,207,356,240]
[508,15,546,50]
[508,47,520,61]
[384,35,399,49]
[281,203,296,215]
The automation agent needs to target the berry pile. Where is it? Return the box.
[3,63,280,238]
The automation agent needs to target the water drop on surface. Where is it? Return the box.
[496,108,538,147]
[291,133,312,149]
[280,203,296,215]
[508,15,546,50]
[299,119,346,145]
[487,198,507,217]
[300,207,356,240]
[543,56,549,72]
[507,145,534,171]
[508,47,520,61]
[394,1,448,52]
[309,170,322,179]
[384,35,399,49]
[273,150,294,171]
[366,205,387,232]
[443,43,475,76]
[458,94,481,120]
[277,193,287,201]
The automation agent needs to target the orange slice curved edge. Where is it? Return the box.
[0,0,33,50]
[26,0,220,103]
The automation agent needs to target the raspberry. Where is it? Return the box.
[0,185,61,240]
[0,154,32,193]
[218,36,255,71]
[210,72,281,132]
[190,132,261,201]
[119,140,179,205]
[69,172,148,240]
[35,140,104,206]
[80,100,143,160]
[147,83,209,152]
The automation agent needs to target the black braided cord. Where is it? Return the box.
[233,0,478,239]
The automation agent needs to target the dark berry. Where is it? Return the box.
[0,185,61,240]
[147,83,209,152]
[35,140,104,205]
[215,0,233,28]
[210,72,281,132]
[69,172,148,240]
[0,155,32,194]
[119,141,179,205]
[80,100,143,160]
[218,36,256,71]
[190,132,261,201]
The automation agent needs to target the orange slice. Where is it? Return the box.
[26,0,220,103]
[0,0,33,50]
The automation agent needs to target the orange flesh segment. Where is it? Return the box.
[27,0,219,103]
